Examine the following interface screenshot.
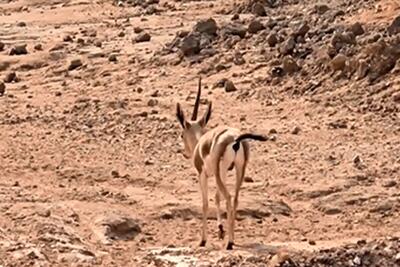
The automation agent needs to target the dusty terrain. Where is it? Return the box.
[0,0,399,266]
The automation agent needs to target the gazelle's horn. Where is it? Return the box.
[191,77,201,120]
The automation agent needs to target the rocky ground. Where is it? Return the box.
[0,0,399,266]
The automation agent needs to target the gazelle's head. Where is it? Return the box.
[176,77,212,159]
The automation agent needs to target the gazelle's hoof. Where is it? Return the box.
[218,224,225,240]
[226,241,234,250]
[199,240,206,247]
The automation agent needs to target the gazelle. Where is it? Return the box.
[176,77,268,250]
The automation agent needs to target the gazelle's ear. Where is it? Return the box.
[199,101,212,127]
[176,103,185,128]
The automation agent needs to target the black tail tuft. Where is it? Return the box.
[232,133,268,152]
[235,133,268,143]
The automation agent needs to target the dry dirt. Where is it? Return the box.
[0,0,399,266]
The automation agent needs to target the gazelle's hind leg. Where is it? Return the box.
[215,190,225,239]
[199,172,208,247]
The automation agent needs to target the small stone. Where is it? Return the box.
[108,54,117,62]
[75,38,85,45]
[17,21,26,27]
[267,32,278,47]
[308,240,316,245]
[293,22,310,38]
[251,2,266,16]
[323,207,342,215]
[280,37,295,55]
[282,55,299,74]
[353,256,361,265]
[231,13,239,21]
[269,128,277,134]
[349,22,365,36]
[111,170,120,178]
[248,19,265,34]
[291,126,301,134]
[353,155,361,165]
[330,53,347,71]
[356,59,369,79]
[63,35,73,42]
[224,80,237,92]
[180,33,201,56]
[223,23,247,38]
[55,91,62,97]
[147,99,158,107]
[68,58,83,71]
[315,4,329,14]
[388,15,400,35]
[244,177,254,183]
[134,27,143,34]
[393,92,400,103]
[135,32,151,42]
[193,18,218,35]
[4,72,17,83]
[383,180,397,188]
[9,44,28,55]
[118,31,125,37]
[37,209,51,217]
[0,82,5,96]
[34,43,42,50]
[94,40,102,47]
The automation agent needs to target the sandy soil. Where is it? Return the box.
[0,0,399,266]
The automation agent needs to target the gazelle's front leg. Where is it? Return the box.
[199,172,208,247]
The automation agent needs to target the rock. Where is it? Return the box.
[388,15,400,35]
[244,177,254,183]
[231,13,239,21]
[0,41,4,51]
[322,206,342,215]
[17,21,26,27]
[280,36,295,55]
[356,59,369,79]
[370,201,393,213]
[94,40,102,47]
[267,32,278,47]
[0,82,5,96]
[269,128,277,134]
[315,4,329,14]
[118,31,125,37]
[330,53,347,71]
[282,55,299,74]
[34,43,42,50]
[108,54,117,62]
[349,22,365,36]
[291,126,301,134]
[68,59,83,71]
[233,52,245,65]
[4,72,17,83]
[383,180,397,188]
[248,19,265,34]
[309,240,316,245]
[331,32,356,51]
[134,27,143,34]
[63,35,73,42]
[180,33,201,56]
[9,44,28,55]
[135,32,151,43]
[293,22,310,38]
[147,98,158,107]
[251,2,266,16]
[393,92,400,103]
[222,23,247,38]
[193,18,218,35]
[94,214,141,244]
[224,80,237,92]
